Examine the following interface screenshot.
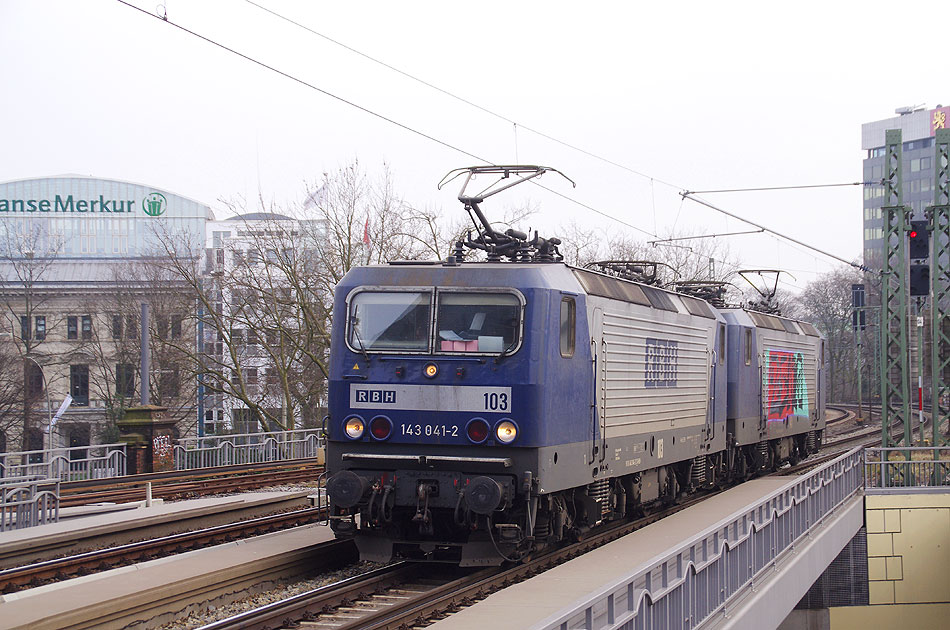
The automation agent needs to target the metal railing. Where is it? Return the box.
[0,443,127,482]
[174,429,323,470]
[864,446,950,492]
[1,477,60,532]
[533,447,865,630]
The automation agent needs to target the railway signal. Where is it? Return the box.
[909,264,930,297]
[908,220,929,260]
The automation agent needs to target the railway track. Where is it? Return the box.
[59,459,323,507]
[194,491,727,630]
[825,405,852,425]
[0,507,332,593]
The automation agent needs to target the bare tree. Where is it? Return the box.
[76,261,199,440]
[796,265,865,402]
[150,161,454,434]
[0,221,65,450]
[557,223,742,294]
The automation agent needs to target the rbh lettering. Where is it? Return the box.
[356,389,396,404]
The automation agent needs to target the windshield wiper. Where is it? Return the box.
[493,339,518,365]
[351,307,371,365]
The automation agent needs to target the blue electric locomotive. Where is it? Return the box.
[324,166,826,566]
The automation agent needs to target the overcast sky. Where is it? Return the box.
[1,1,945,292]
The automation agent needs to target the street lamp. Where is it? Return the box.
[23,355,54,451]
[0,330,55,451]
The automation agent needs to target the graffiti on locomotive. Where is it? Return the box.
[764,348,808,421]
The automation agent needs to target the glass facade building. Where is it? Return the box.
[861,106,949,269]
[0,176,211,257]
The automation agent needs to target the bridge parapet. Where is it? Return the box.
[864,446,950,493]
[532,447,865,630]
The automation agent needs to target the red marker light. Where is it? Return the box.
[910,230,918,239]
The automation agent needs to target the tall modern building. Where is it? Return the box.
[861,104,949,269]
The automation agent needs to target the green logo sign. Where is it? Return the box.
[142,192,167,216]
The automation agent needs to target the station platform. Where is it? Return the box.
[429,476,798,630]
[0,490,312,568]
[0,521,339,630]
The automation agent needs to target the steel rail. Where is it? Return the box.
[0,507,331,593]
[59,460,323,507]
[197,491,725,630]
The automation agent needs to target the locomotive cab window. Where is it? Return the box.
[560,297,575,358]
[348,291,431,352]
[436,292,522,353]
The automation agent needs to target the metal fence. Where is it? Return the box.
[864,446,950,492]
[1,477,60,532]
[174,429,323,470]
[0,443,127,482]
[533,447,865,630]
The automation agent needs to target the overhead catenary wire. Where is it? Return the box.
[115,0,659,239]
[242,0,684,192]
[682,192,869,272]
[119,0,857,273]
[115,0,488,165]
[241,0,869,261]
[683,181,871,195]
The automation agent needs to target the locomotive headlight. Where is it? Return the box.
[344,416,365,439]
[495,420,518,444]
[424,363,439,378]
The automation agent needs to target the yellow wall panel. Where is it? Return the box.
[883,509,902,533]
[866,532,894,556]
[864,493,950,606]
[867,556,886,581]
[868,580,895,605]
[866,509,885,534]
[830,603,950,629]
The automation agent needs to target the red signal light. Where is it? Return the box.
[466,418,490,443]
[910,230,918,239]
[370,416,392,440]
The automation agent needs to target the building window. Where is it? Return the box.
[20,315,30,340]
[245,367,258,385]
[116,363,135,398]
[79,219,97,254]
[265,367,279,386]
[921,156,931,170]
[26,362,44,398]
[112,315,122,339]
[70,364,90,406]
[171,315,182,339]
[159,369,180,400]
[67,316,78,339]
[559,297,575,358]
[81,315,92,340]
[910,158,920,172]
[126,315,138,339]
[34,316,45,341]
